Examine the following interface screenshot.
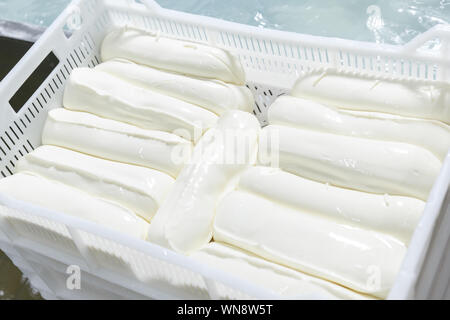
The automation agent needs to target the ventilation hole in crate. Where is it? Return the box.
[5,165,13,176]
[78,47,86,60]
[1,137,10,150]
[63,65,69,76]
[39,92,47,104]
[66,59,74,70]
[14,122,23,135]
[5,132,15,146]
[27,108,35,119]
[49,82,56,94]
[32,103,39,114]
[9,127,19,140]
[255,102,262,113]
[74,50,83,65]
[44,88,50,100]
[37,98,44,110]
[1,171,5,178]
[27,140,34,151]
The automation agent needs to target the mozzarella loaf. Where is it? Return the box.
[15,145,174,222]
[291,69,450,123]
[239,166,423,244]
[259,125,441,200]
[101,27,245,85]
[0,173,149,239]
[42,108,192,177]
[95,59,254,116]
[214,190,406,298]
[269,95,450,160]
[148,110,260,253]
[63,68,218,141]
[191,242,373,299]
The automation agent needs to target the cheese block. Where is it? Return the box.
[42,108,192,177]
[95,59,254,116]
[101,27,245,85]
[238,166,424,244]
[268,95,450,160]
[213,190,407,298]
[291,69,450,123]
[191,242,373,299]
[15,145,174,221]
[148,110,260,253]
[63,68,218,141]
[259,125,441,200]
[0,173,149,239]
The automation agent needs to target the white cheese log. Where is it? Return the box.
[213,190,407,298]
[259,125,441,200]
[101,27,245,85]
[95,59,253,116]
[148,111,260,253]
[291,70,450,123]
[268,95,450,160]
[238,166,424,244]
[42,108,192,177]
[63,68,218,142]
[0,173,149,239]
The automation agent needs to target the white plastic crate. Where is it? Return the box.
[0,0,450,300]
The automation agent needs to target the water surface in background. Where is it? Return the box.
[0,0,449,45]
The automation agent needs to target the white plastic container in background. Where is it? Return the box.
[0,0,449,299]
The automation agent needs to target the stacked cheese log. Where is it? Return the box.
[0,27,255,241]
[199,69,450,299]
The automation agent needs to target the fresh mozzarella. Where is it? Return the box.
[101,27,245,85]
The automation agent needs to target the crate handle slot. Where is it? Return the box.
[402,24,450,55]
[8,52,59,113]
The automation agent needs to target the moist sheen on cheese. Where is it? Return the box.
[42,108,193,177]
[148,110,260,254]
[15,145,174,222]
[63,68,218,141]
[238,166,424,244]
[191,242,373,299]
[96,59,254,116]
[259,125,441,200]
[213,190,407,298]
[268,95,450,160]
[291,69,450,123]
[0,173,149,239]
[101,27,245,85]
